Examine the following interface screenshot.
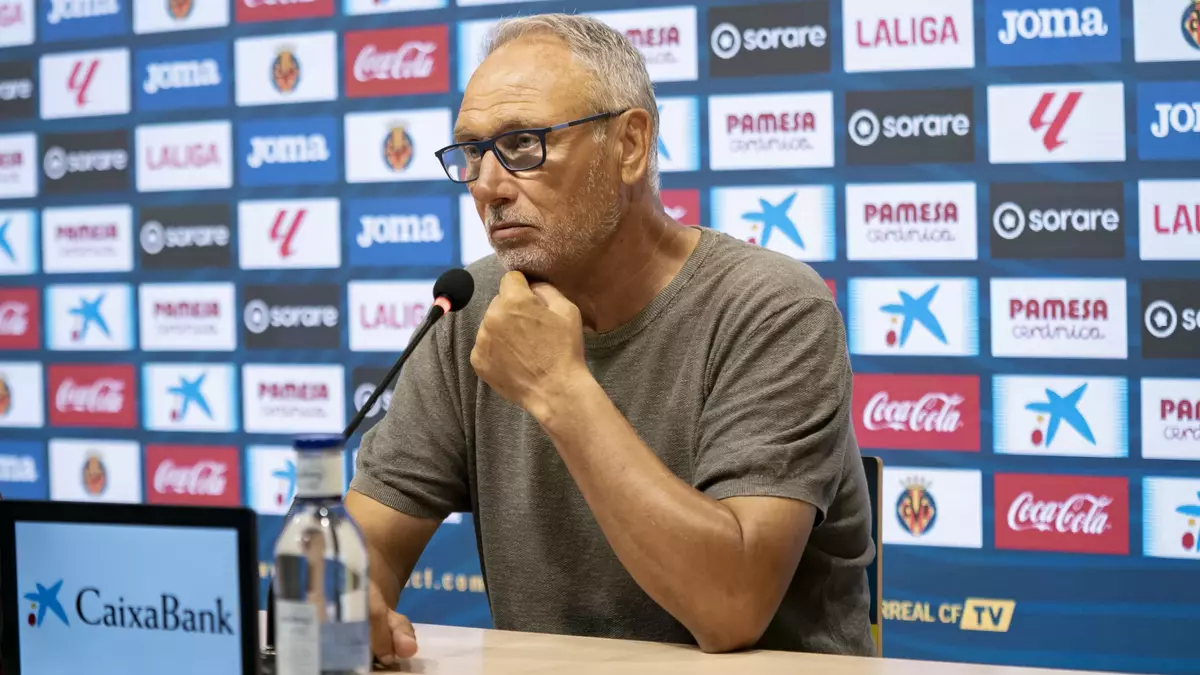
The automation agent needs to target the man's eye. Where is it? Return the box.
[513,134,539,150]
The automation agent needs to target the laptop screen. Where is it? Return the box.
[14,520,244,675]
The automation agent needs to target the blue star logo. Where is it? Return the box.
[657,105,671,161]
[880,285,947,347]
[24,580,69,627]
[1025,383,1095,447]
[68,293,110,342]
[273,460,296,504]
[169,374,212,422]
[741,192,804,249]
[0,219,14,262]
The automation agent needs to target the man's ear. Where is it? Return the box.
[616,108,653,187]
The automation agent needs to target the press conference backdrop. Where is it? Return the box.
[0,0,1197,671]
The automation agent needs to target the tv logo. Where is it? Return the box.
[41,0,126,43]
[45,283,134,351]
[1139,180,1200,261]
[41,131,131,196]
[143,363,237,432]
[238,198,340,270]
[991,278,1128,359]
[993,375,1128,457]
[707,1,830,77]
[135,41,228,112]
[709,185,834,261]
[138,282,236,351]
[139,204,233,270]
[238,116,338,186]
[0,441,46,499]
[348,196,453,268]
[987,0,1120,65]
[845,88,974,165]
[1143,280,1200,359]
[39,48,130,119]
[848,277,980,356]
[988,82,1126,163]
[1139,81,1200,160]
[989,182,1125,259]
[242,284,341,350]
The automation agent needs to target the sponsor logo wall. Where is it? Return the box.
[1,1,1197,673]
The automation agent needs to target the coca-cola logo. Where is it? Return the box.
[0,300,28,336]
[353,43,436,82]
[344,26,448,98]
[852,374,980,452]
[862,391,963,433]
[154,459,228,496]
[1007,491,1112,535]
[55,377,124,414]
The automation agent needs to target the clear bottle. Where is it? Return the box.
[273,434,370,675]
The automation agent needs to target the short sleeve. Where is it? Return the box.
[693,298,852,521]
[348,319,471,520]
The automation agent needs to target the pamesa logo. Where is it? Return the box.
[24,578,234,633]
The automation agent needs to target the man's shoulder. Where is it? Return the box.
[696,228,837,318]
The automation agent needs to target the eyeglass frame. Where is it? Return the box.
[434,109,629,184]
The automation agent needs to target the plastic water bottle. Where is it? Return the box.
[273,434,371,675]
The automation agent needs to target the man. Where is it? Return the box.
[346,13,875,664]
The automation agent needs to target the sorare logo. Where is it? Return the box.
[707,0,831,77]
[1143,279,1200,359]
[986,0,1121,65]
[990,181,1125,259]
[1138,80,1200,160]
[139,204,233,270]
[845,88,974,165]
[238,115,338,186]
[135,41,229,112]
[40,0,126,42]
[349,366,392,437]
[41,130,131,195]
[0,59,35,119]
[0,441,47,499]
[241,284,340,350]
[348,196,454,268]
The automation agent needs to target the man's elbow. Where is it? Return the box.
[690,593,774,654]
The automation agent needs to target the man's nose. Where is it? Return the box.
[470,151,515,206]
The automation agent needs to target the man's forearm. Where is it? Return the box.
[367,543,406,608]
[529,374,781,652]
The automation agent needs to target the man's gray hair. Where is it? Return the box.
[484,13,661,192]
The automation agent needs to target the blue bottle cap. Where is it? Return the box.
[293,434,344,451]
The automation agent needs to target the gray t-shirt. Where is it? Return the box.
[350,226,876,656]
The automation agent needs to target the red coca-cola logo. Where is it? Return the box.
[236,0,333,23]
[48,364,137,428]
[852,374,979,451]
[825,279,837,301]
[660,189,700,226]
[344,26,449,98]
[0,288,38,350]
[994,473,1129,555]
[145,445,241,506]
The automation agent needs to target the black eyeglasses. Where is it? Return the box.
[435,110,626,183]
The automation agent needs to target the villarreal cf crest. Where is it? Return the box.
[897,477,937,537]
[383,124,414,171]
[272,47,301,94]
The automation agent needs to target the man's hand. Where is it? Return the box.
[470,271,589,416]
[368,579,418,664]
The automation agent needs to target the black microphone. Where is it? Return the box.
[260,268,475,673]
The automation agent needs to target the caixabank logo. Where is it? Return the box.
[989,181,1125,259]
[985,0,1121,66]
[707,0,830,78]
[22,578,235,633]
[1143,280,1200,359]
[845,88,974,165]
